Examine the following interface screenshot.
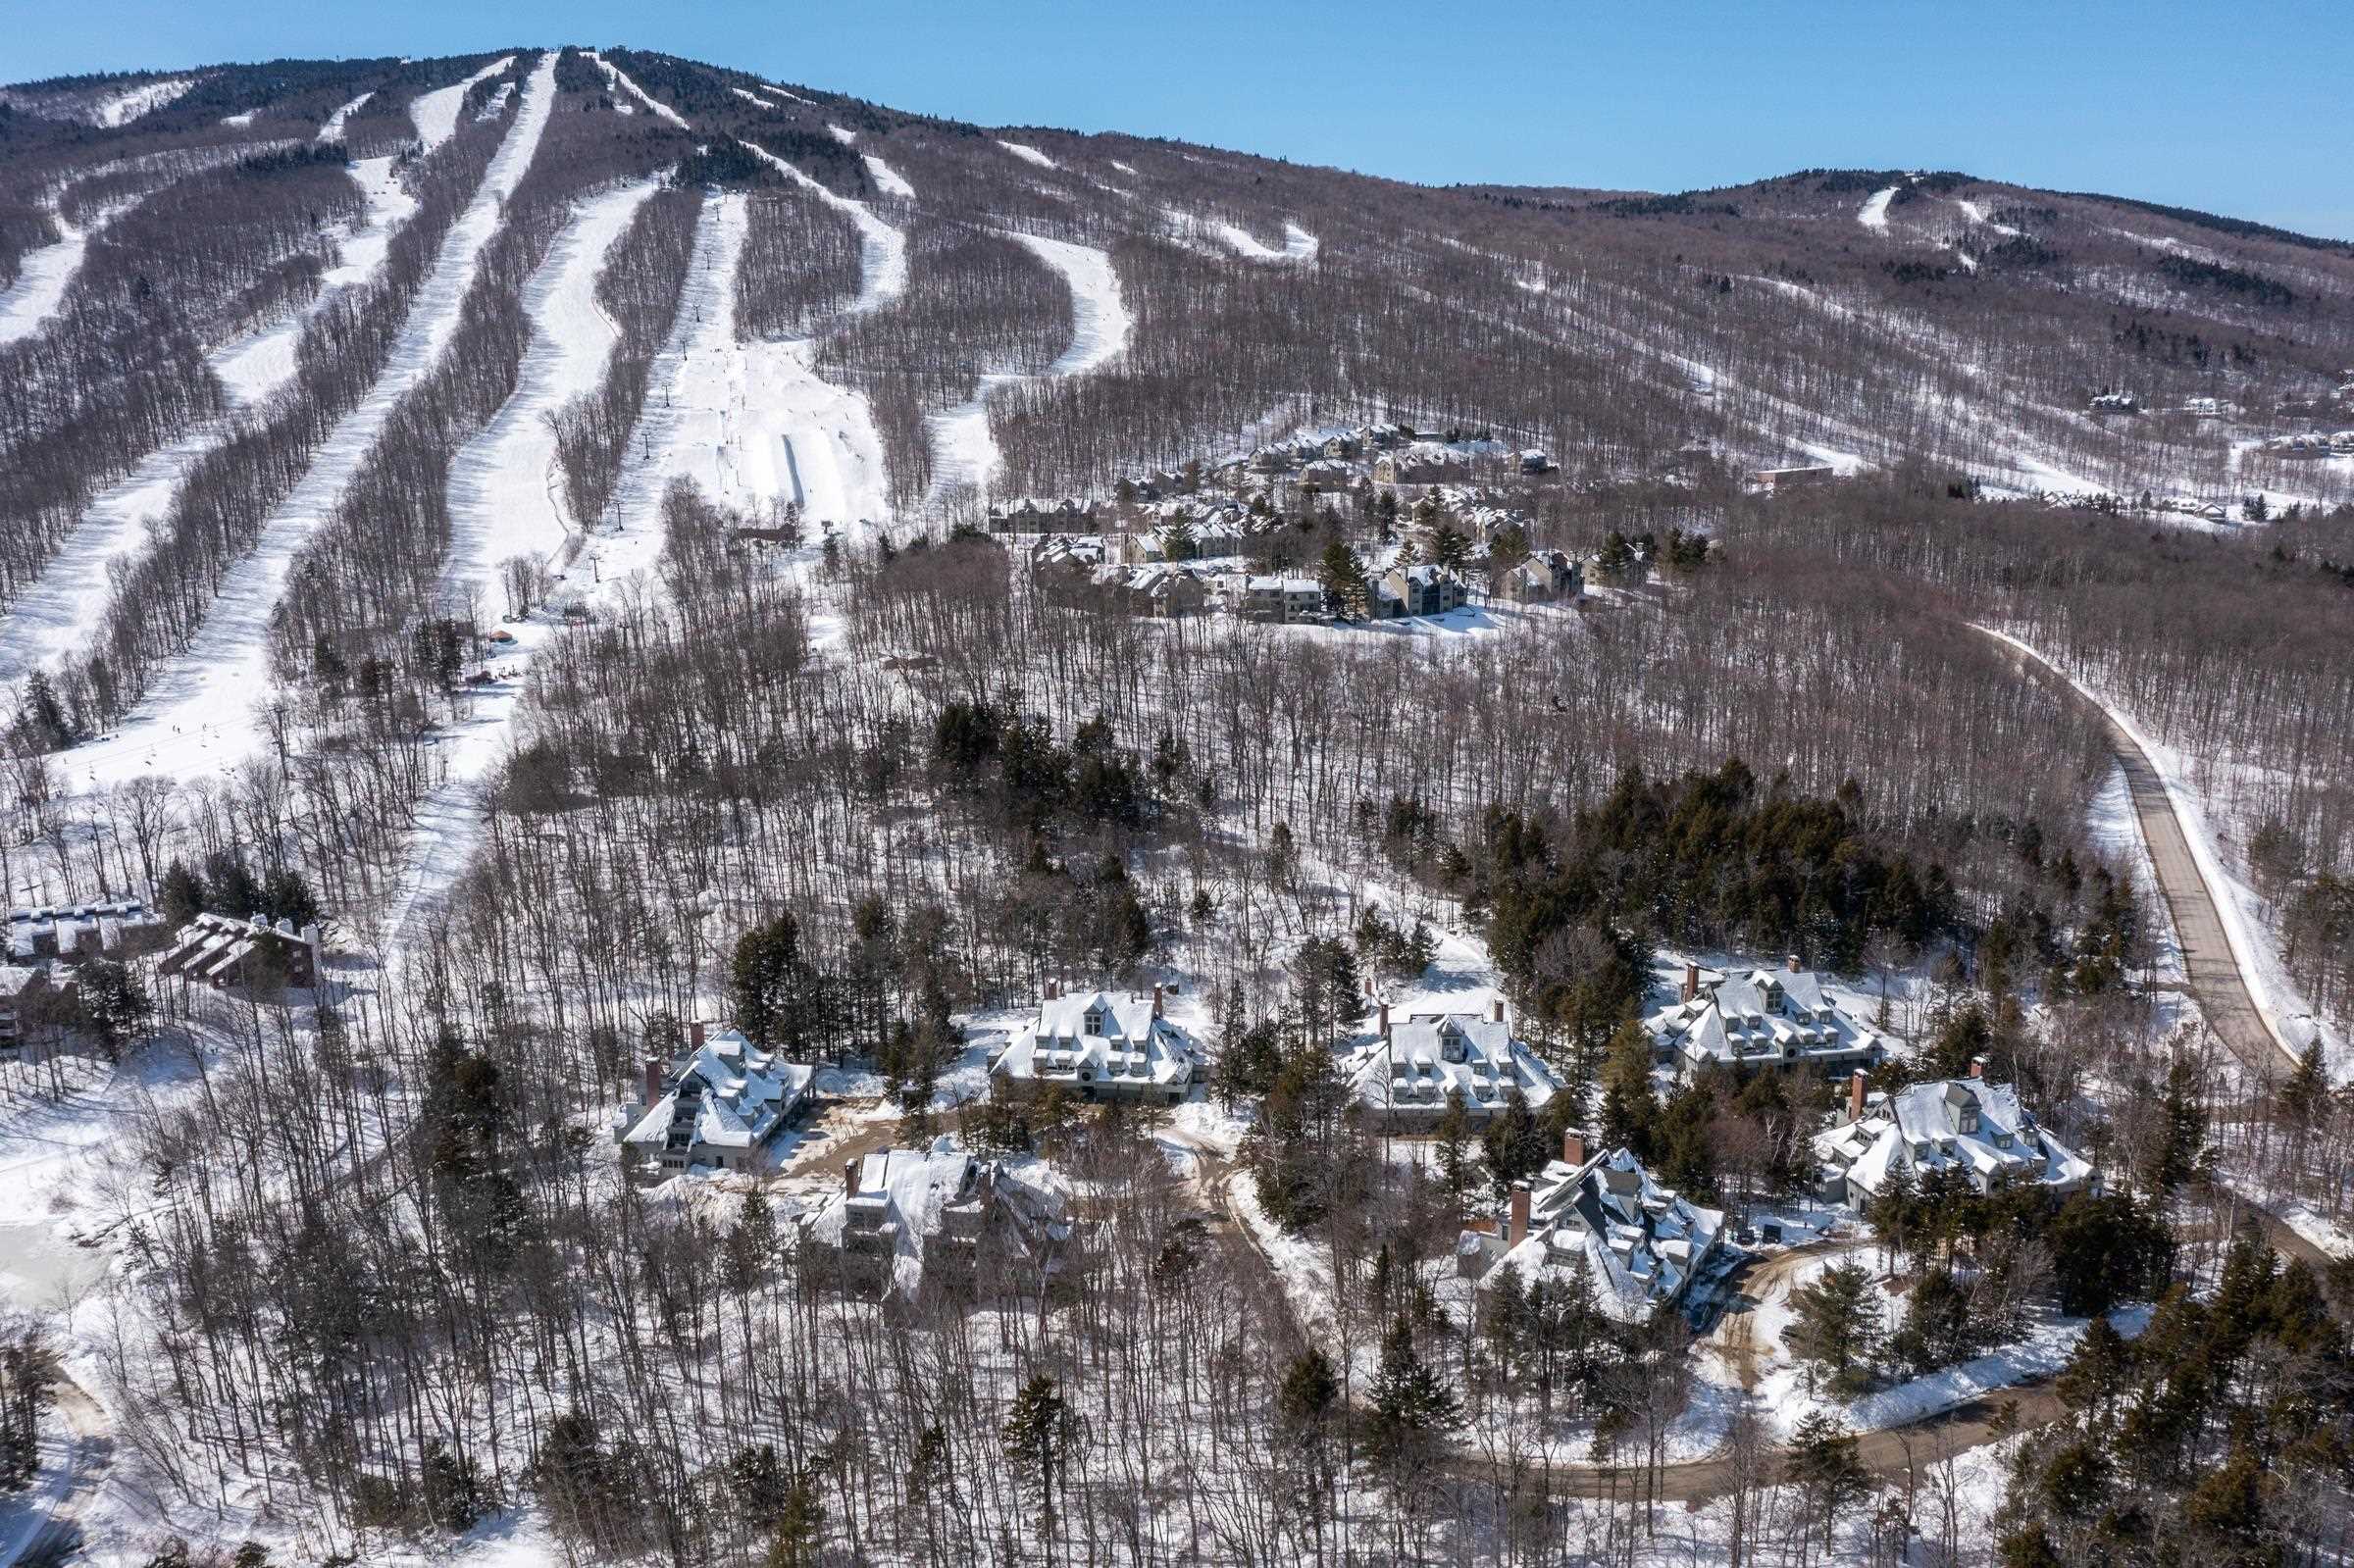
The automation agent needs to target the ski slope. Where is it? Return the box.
[926,231,1130,505]
[0,154,427,685]
[408,55,516,152]
[998,139,1057,170]
[1858,186,1898,231]
[380,195,757,952]
[0,212,85,345]
[437,179,660,610]
[589,52,691,127]
[739,140,908,313]
[53,53,559,797]
[1215,219,1319,264]
[318,89,373,141]
[864,156,914,199]
[91,77,193,127]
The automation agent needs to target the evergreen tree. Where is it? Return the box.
[1597,1021,1658,1160]
[157,857,205,925]
[1366,1314,1463,1467]
[1000,1374,1082,1560]
[1785,1261,1881,1396]
[1316,537,1368,619]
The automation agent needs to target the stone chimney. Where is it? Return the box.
[1377,999,1391,1040]
[643,1058,666,1108]
[1508,1183,1531,1248]
[844,1160,860,1198]
[1787,952,1803,973]
[1046,978,1060,1000]
[1151,984,1164,1020]
[1681,962,1700,1003]
[1490,996,1507,1025]
[1562,1131,1587,1168]
[691,1019,707,1050]
[1970,1055,1986,1080]
[1848,1068,1868,1123]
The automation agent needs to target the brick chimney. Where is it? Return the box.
[1377,999,1391,1040]
[1681,962,1700,1003]
[691,1019,707,1050]
[1151,984,1164,1020]
[844,1160,860,1197]
[1490,996,1506,1025]
[1970,1055,1986,1080]
[642,1058,666,1107]
[1046,978,1060,1000]
[1787,952,1803,973]
[1848,1067,1868,1123]
[1563,1131,1587,1168]
[1508,1183,1531,1248]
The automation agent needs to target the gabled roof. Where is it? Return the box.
[1811,1077,2092,1201]
[1488,1145,1726,1321]
[1351,1013,1561,1114]
[622,1028,813,1155]
[995,990,1198,1088]
[1644,964,1886,1070]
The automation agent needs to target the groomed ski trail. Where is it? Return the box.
[927,231,1130,505]
[54,52,559,798]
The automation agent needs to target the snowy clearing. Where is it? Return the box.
[1956,196,2020,237]
[997,138,1058,169]
[89,76,194,127]
[1857,185,1898,231]
[408,54,516,152]
[827,123,857,144]
[1213,218,1319,264]
[52,53,559,798]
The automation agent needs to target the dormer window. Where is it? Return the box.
[1084,1008,1105,1036]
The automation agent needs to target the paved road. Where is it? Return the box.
[1980,631,2296,1086]
[1980,630,2330,1274]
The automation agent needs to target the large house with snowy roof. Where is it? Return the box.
[616,1023,815,1174]
[1644,958,1889,1082]
[1377,563,1465,618]
[990,986,1200,1105]
[1350,999,1561,1129]
[1812,1068,2092,1208]
[806,1139,1074,1299]
[1470,1134,1732,1322]
[156,911,322,990]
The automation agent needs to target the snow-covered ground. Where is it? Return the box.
[863,154,914,199]
[50,53,559,799]
[317,88,373,141]
[0,153,422,687]
[436,179,659,608]
[1857,185,1898,231]
[926,231,1130,505]
[89,76,194,127]
[1955,196,2020,237]
[408,54,516,152]
[1213,218,1319,264]
[997,138,1057,169]
[0,210,86,345]
[588,51,690,128]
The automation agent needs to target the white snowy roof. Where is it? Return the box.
[1486,1146,1726,1321]
[994,990,1199,1089]
[621,1028,814,1155]
[1351,1013,1561,1114]
[1812,1077,2091,1201]
[1644,964,1886,1070]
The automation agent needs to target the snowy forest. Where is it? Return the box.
[0,38,2350,1568]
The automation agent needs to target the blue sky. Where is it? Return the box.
[15,0,2352,238]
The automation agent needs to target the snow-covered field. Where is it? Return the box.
[51,53,559,798]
